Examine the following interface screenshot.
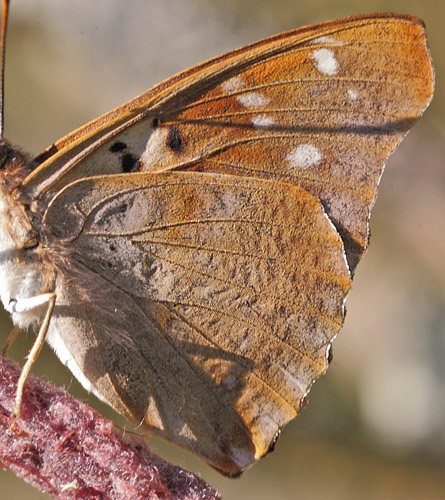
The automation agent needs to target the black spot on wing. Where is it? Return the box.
[166,125,184,153]
[107,141,141,174]
[109,141,127,153]
[121,153,141,173]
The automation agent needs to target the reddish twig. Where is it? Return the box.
[0,356,220,499]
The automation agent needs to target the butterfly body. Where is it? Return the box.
[0,142,47,326]
[0,13,434,476]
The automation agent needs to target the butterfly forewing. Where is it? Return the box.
[143,16,433,271]
[25,14,433,272]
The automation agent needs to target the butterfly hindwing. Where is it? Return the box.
[43,172,350,474]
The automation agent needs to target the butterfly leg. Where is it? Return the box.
[8,292,56,417]
[2,325,20,356]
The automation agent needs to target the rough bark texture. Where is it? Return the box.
[0,356,220,500]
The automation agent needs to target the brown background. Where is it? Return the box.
[1,1,444,498]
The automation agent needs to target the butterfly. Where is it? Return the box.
[0,5,434,477]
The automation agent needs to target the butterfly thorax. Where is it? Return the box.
[0,138,55,328]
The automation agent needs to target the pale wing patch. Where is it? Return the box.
[225,375,237,390]
[140,127,176,170]
[251,114,275,128]
[221,76,245,94]
[179,422,197,440]
[222,75,269,111]
[240,338,250,351]
[348,89,359,100]
[287,144,322,169]
[237,92,270,108]
[146,397,164,428]
[309,48,338,75]
[311,35,344,45]
[326,343,333,362]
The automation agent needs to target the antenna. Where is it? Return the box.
[0,0,10,138]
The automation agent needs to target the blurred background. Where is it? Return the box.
[1,0,444,498]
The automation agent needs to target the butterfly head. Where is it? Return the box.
[0,138,31,192]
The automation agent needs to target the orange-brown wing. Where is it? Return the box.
[42,172,350,475]
[22,13,434,272]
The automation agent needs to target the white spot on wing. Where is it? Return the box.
[140,128,175,170]
[311,36,344,45]
[326,343,332,362]
[348,89,359,100]
[178,422,196,439]
[225,375,236,390]
[222,77,270,109]
[309,48,338,75]
[146,397,163,427]
[251,114,275,128]
[287,144,322,169]
[237,92,269,108]
[221,76,245,94]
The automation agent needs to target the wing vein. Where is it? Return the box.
[162,302,300,409]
